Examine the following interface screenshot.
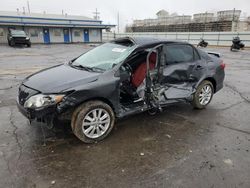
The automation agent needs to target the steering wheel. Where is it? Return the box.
[121,62,132,76]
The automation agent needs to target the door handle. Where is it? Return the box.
[195,65,204,70]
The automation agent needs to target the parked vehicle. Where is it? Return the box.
[197,38,208,48]
[230,36,245,51]
[17,37,225,143]
[7,29,31,47]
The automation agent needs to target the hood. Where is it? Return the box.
[23,64,100,93]
[12,34,27,38]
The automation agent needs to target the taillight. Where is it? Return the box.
[220,60,225,69]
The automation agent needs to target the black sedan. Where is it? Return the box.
[17,37,225,143]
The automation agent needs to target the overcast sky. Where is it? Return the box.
[1,0,250,31]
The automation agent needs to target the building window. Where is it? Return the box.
[74,30,81,37]
[0,28,4,37]
[91,30,98,36]
[54,29,61,36]
[30,29,39,37]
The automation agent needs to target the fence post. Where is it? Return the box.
[217,32,220,46]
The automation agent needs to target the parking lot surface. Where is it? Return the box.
[0,44,250,188]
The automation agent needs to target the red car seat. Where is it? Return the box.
[131,52,157,88]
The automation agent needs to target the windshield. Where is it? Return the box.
[10,30,26,36]
[72,42,134,71]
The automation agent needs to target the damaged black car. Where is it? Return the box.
[17,37,225,143]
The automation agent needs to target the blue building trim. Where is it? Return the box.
[0,15,102,23]
[0,20,116,28]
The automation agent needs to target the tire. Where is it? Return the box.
[27,43,31,47]
[10,40,15,47]
[230,45,233,51]
[71,100,115,143]
[148,108,157,116]
[191,80,214,109]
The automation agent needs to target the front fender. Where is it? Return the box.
[57,73,120,116]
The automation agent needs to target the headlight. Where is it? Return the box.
[26,37,30,40]
[24,94,64,109]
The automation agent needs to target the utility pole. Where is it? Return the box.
[27,1,30,14]
[232,8,237,32]
[117,12,120,33]
[232,8,235,22]
[204,11,207,32]
[93,8,100,20]
[22,7,26,15]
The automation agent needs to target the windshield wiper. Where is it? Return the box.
[90,67,105,72]
[71,64,104,72]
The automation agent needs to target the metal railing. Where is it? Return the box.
[103,31,250,46]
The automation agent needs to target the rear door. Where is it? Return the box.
[160,43,205,99]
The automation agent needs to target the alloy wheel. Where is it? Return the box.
[199,85,212,105]
[82,108,111,139]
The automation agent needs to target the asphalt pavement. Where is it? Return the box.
[0,44,249,188]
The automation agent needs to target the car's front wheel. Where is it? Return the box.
[71,100,115,143]
[192,80,214,109]
[10,40,15,47]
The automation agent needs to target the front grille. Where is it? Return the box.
[14,37,26,43]
[18,85,39,106]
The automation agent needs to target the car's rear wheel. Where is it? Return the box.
[71,100,115,143]
[192,80,214,109]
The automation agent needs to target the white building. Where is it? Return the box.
[217,10,241,21]
[193,13,215,23]
[0,11,115,44]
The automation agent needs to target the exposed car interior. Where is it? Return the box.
[119,49,158,107]
[118,41,204,111]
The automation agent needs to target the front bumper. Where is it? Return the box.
[13,38,30,44]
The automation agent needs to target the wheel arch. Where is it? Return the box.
[204,77,217,93]
[77,97,116,116]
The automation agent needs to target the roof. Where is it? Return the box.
[112,36,187,48]
[156,10,169,16]
[0,11,116,28]
[0,11,95,21]
[129,36,164,45]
